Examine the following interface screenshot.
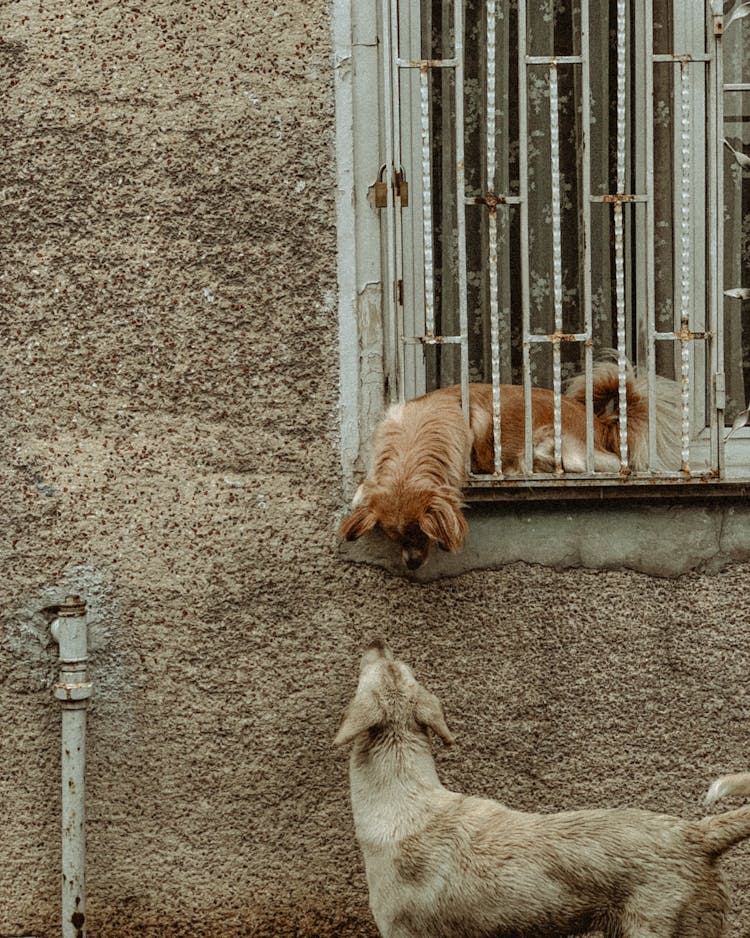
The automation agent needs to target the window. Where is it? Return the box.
[335,0,750,493]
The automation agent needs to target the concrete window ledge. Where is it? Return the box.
[338,501,750,580]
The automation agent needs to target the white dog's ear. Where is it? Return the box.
[334,693,383,747]
[415,686,455,745]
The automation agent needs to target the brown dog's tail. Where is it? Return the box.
[565,354,681,471]
[697,772,750,855]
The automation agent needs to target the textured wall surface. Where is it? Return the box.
[2,2,750,937]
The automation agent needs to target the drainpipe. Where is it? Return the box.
[50,594,91,938]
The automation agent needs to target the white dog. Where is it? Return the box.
[335,640,750,938]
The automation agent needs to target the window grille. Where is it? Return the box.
[374,0,750,489]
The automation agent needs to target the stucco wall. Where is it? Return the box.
[2,2,750,937]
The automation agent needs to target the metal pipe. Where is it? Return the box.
[50,594,91,938]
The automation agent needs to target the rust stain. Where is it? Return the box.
[545,332,581,343]
[474,189,509,211]
[674,323,709,342]
[72,908,85,938]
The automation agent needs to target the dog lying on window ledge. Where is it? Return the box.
[335,640,750,938]
[339,358,681,569]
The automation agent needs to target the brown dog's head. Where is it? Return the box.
[339,483,468,570]
[334,638,454,748]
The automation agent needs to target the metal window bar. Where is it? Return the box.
[614,0,629,470]
[580,0,595,472]
[486,0,504,474]
[710,0,724,473]
[419,65,436,338]
[379,0,399,401]
[518,0,533,474]
[390,0,472,419]
[549,62,565,474]
[643,0,658,471]
[454,0,471,429]
[679,60,694,472]
[381,0,739,488]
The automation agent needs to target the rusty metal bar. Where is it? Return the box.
[467,195,523,205]
[527,332,590,343]
[590,194,648,202]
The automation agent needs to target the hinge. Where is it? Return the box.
[374,164,388,207]
[394,170,409,207]
[374,166,408,209]
[714,372,726,410]
[397,279,403,306]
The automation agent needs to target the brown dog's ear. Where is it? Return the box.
[334,692,383,747]
[339,504,378,542]
[414,686,455,745]
[419,490,468,552]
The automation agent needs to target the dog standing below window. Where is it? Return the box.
[335,640,750,938]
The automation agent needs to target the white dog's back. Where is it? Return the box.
[337,642,750,938]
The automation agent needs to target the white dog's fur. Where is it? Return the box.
[336,641,750,938]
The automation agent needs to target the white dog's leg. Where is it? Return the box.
[618,890,685,938]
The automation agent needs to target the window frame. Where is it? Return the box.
[334,0,750,498]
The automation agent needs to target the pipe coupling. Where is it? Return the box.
[57,595,87,618]
[54,680,93,702]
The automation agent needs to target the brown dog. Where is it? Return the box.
[336,641,750,938]
[340,360,680,569]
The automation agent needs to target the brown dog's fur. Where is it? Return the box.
[336,642,750,938]
[340,388,475,569]
[340,360,680,569]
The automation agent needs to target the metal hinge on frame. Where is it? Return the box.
[374,164,409,208]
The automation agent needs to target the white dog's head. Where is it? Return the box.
[334,639,454,748]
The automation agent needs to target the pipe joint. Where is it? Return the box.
[54,681,94,703]
[51,596,89,667]
[56,595,87,618]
